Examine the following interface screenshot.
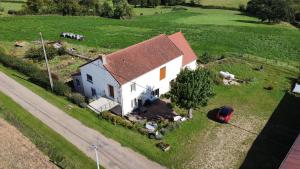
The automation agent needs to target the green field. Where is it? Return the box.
[0,91,96,169]
[199,0,248,8]
[0,7,299,66]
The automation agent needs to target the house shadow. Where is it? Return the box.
[132,99,176,121]
[239,92,300,169]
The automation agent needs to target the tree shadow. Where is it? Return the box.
[239,92,300,169]
[234,20,276,25]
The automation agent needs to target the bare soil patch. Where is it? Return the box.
[0,118,57,169]
[184,114,264,169]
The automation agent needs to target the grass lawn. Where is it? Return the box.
[1,54,298,168]
[0,2,24,16]
[0,7,299,65]
[198,0,249,8]
[0,91,96,169]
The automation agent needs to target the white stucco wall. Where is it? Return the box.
[80,59,121,103]
[121,55,183,115]
[183,60,197,70]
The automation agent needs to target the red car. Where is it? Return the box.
[216,106,234,123]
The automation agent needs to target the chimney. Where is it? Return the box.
[99,54,107,65]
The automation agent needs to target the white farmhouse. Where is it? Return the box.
[72,32,197,116]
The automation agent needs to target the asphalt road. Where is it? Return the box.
[0,72,165,169]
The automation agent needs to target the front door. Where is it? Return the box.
[91,88,96,97]
[108,85,114,98]
[138,99,143,107]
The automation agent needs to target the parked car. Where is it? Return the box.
[216,106,234,123]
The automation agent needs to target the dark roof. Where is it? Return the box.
[168,32,197,66]
[103,34,183,84]
[71,72,81,76]
[279,134,300,169]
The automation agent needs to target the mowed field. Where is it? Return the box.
[0,7,299,63]
[185,0,249,8]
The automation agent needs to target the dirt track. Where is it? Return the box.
[0,118,57,169]
[184,115,263,169]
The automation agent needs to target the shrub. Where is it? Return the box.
[57,46,67,56]
[199,52,215,64]
[239,4,246,12]
[137,127,148,135]
[296,12,300,22]
[0,52,71,97]
[8,9,17,15]
[53,81,71,96]
[0,7,4,12]
[25,46,57,61]
[100,111,134,129]
[172,7,187,11]
[68,93,87,108]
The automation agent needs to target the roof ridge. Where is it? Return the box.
[167,32,185,57]
[105,34,167,61]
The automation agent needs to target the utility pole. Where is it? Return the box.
[39,32,53,91]
[92,144,100,169]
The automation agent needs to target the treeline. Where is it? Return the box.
[128,0,185,8]
[14,0,133,19]
[245,0,300,23]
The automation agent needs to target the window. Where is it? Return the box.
[108,85,114,98]
[75,79,80,87]
[130,82,136,92]
[151,89,159,97]
[131,98,138,108]
[91,88,96,97]
[160,66,166,80]
[87,74,93,83]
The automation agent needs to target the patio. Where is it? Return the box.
[88,97,119,114]
[129,99,178,121]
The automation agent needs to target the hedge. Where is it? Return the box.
[100,111,134,129]
[0,51,71,96]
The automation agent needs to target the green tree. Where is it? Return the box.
[169,69,214,119]
[113,0,134,19]
[101,1,113,17]
[247,0,295,22]
[57,0,82,16]
[26,0,44,13]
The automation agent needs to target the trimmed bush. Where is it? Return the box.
[100,111,134,129]
[68,93,87,108]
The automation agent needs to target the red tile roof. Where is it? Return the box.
[168,32,197,66]
[103,34,183,84]
[279,134,300,169]
[80,32,197,85]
